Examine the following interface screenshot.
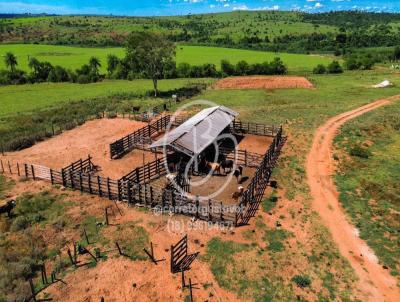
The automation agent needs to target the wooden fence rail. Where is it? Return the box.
[109,115,172,159]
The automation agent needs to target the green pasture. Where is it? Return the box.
[335,101,400,276]
[0,78,213,117]
[0,44,334,73]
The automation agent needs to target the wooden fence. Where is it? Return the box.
[231,120,279,137]
[1,126,285,226]
[219,148,264,168]
[109,115,172,159]
[235,126,285,226]
[121,157,167,184]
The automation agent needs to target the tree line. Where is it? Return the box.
[0,53,103,85]
[0,32,287,96]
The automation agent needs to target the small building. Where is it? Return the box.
[150,106,238,170]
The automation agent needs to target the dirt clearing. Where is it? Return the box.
[1,118,157,179]
[215,76,314,90]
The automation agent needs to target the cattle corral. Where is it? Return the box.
[1,106,285,226]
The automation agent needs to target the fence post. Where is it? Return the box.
[24,164,28,179]
[127,181,132,204]
[195,196,199,219]
[88,174,92,194]
[8,161,12,174]
[61,169,66,187]
[69,170,74,188]
[50,169,54,184]
[79,173,83,191]
[107,177,111,200]
[17,163,20,176]
[0,159,4,173]
[31,165,35,180]
[244,150,248,167]
[118,180,122,201]
[208,199,212,222]
[98,176,102,197]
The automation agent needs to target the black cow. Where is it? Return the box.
[233,166,244,184]
[0,200,16,218]
[221,160,234,174]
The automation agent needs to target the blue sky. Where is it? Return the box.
[0,1,399,16]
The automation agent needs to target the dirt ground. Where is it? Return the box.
[1,118,159,179]
[236,134,273,154]
[306,95,400,302]
[189,167,256,205]
[214,76,314,90]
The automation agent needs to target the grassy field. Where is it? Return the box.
[0,44,334,73]
[0,78,213,118]
[1,69,400,300]
[188,70,400,300]
[0,12,338,45]
[334,101,400,276]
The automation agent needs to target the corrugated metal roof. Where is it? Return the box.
[151,106,238,156]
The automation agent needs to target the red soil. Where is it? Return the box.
[1,118,157,179]
[215,76,314,90]
[306,95,400,302]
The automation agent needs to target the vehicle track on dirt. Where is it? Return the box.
[306,95,400,302]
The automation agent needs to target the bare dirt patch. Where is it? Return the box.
[214,76,314,90]
[1,118,158,179]
[237,134,273,154]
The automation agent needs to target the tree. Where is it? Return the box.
[327,61,343,74]
[125,32,176,96]
[107,54,119,75]
[221,59,235,76]
[313,64,327,74]
[393,46,400,61]
[89,57,101,75]
[28,57,40,76]
[4,52,17,73]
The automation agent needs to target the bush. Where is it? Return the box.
[292,275,312,288]
[350,145,371,159]
[235,60,250,75]
[177,62,192,78]
[345,54,375,70]
[221,59,235,75]
[77,74,90,84]
[107,111,117,118]
[327,61,343,74]
[11,216,29,231]
[313,64,327,74]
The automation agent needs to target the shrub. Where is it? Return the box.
[107,111,117,118]
[235,60,250,75]
[313,64,327,74]
[292,275,312,288]
[77,74,90,84]
[11,216,29,231]
[327,61,343,74]
[177,62,192,78]
[221,59,235,75]
[350,145,371,159]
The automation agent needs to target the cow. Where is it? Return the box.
[232,186,244,200]
[207,162,221,175]
[233,166,244,184]
[0,200,16,218]
[221,160,234,174]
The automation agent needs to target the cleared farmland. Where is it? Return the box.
[0,44,334,73]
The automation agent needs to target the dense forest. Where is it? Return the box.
[1,11,400,53]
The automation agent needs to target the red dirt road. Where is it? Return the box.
[306,95,400,301]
